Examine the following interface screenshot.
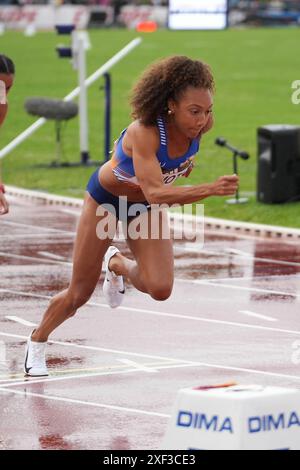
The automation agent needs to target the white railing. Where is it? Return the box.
[0,37,142,161]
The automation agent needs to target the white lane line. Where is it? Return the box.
[0,387,170,419]
[2,356,300,390]
[5,316,37,327]
[175,277,256,285]
[0,220,75,236]
[0,290,52,301]
[1,328,300,387]
[6,186,300,242]
[155,362,300,383]
[0,252,72,267]
[0,362,195,389]
[2,222,299,270]
[1,249,296,297]
[0,234,73,240]
[192,280,300,298]
[0,331,192,364]
[38,251,67,261]
[174,245,300,269]
[186,274,300,283]
[118,359,158,373]
[225,248,252,257]
[60,209,81,216]
[176,276,283,284]
[179,229,300,244]
[203,229,277,243]
[1,289,300,337]
[239,310,278,323]
[0,359,180,383]
[89,300,300,335]
[203,247,300,269]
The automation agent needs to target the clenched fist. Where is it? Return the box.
[212,174,239,196]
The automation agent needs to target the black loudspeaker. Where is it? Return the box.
[257,125,300,203]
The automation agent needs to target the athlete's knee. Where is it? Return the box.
[148,281,173,301]
[68,287,94,312]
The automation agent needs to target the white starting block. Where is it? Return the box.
[162,383,300,450]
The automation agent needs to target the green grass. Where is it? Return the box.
[1,28,300,227]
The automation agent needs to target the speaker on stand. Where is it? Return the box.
[257,125,300,204]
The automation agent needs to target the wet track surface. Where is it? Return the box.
[1,197,300,449]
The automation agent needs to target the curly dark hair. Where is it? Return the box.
[130,56,214,126]
[0,54,15,75]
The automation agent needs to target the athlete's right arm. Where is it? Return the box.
[131,124,239,206]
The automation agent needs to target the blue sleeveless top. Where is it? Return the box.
[110,117,200,188]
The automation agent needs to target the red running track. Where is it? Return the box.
[1,195,300,449]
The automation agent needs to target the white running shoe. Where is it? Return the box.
[24,331,49,377]
[103,246,125,309]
